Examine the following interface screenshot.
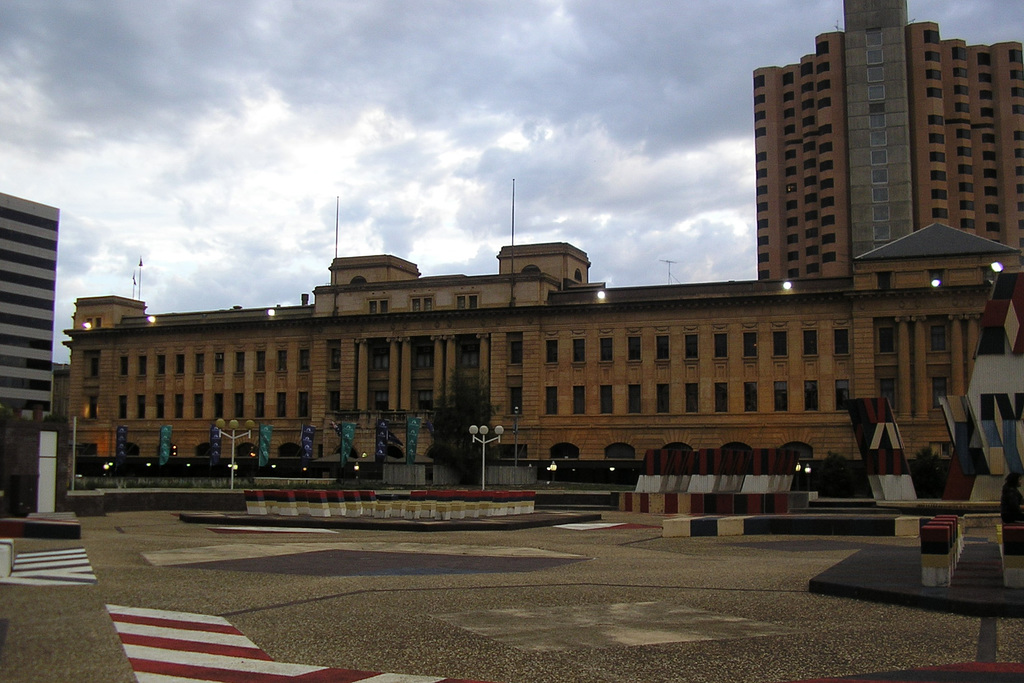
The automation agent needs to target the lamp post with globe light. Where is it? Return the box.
[216,418,256,490]
[469,424,503,490]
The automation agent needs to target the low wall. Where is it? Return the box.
[66,489,246,516]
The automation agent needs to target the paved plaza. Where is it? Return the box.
[2,509,1024,682]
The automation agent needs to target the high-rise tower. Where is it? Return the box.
[753,0,1024,281]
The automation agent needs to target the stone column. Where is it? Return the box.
[356,339,368,412]
[400,337,412,411]
[896,317,912,417]
[432,336,445,400]
[446,336,458,386]
[949,314,965,395]
[913,316,928,416]
[388,338,400,410]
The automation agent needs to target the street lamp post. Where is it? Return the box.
[216,418,256,490]
[469,424,503,491]
[512,407,520,468]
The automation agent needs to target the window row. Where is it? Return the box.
[112,349,311,377]
[112,391,310,420]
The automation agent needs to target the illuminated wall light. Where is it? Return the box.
[596,290,606,300]
[783,281,793,290]
[82,321,92,330]
[147,315,156,323]
[266,308,276,317]
[991,261,1005,273]
[931,278,942,287]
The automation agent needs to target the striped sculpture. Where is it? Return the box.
[847,397,917,501]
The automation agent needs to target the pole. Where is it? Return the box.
[481,438,486,491]
[71,416,77,491]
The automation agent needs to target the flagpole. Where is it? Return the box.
[510,179,516,308]
[334,196,340,259]
[138,257,143,300]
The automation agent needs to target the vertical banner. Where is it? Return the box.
[115,425,128,468]
[209,424,222,466]
[406,417,421,464]
[332,421,356,466]
[158,425,172,465]
[300,424,316,468]
[375,419,388,462]
[257,424,273,467]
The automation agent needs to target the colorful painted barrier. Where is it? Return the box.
[620,491,790,515]
[242,489,535,520]
[634,448,799,494]
[920,515,963,587]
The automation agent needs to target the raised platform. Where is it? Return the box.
[0,513,81,539]
[180,510,603,532]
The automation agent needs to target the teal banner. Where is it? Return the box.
[158,425,172,465]
[258,424,273,467]
[339,422,356,466]
[406,417,421,464]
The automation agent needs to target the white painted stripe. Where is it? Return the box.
[358,674,448,682]
[209,526,338,534]
[123,643,326,676]
[108,605,234,627]
[1,576,94,586]
[14,558,90,570]
[17,548,84,557]
[555,523,623,530]
[134,672,229,683]
[115,621,262,649]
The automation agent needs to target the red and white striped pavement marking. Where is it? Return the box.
[1,547,96,586]
[106,604,492,683]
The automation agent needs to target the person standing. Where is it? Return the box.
[1001,473,1024,524]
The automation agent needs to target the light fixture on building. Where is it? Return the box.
[469,424,503,490]
[147,315,156,323]
[991,261,1004,273]
[783,281,793,290]
[596,290,606,300]
[266,308,276,317]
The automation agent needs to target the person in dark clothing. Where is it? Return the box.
[1002,473,1024,524]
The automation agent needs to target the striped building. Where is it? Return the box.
[0,192,60,413]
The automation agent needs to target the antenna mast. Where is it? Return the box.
[660,259,679,284]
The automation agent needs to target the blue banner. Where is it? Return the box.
[300,424,316,468]
[115,425,128,467]
[375,419,388,462]
[209,424,221,466]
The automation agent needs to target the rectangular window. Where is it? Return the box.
[685,334,698,359]
[835,380,849,411]
[931,325,947,351]
[880,378,896,407]
[195,353,205,374]
[774,381,788,411]
[374,391,388,411]
[138,356,148,376]
[372,346,389,370]
[509,339,523,365]
[256,392,266,418]
[744,382,758,412]
[156,354,166,376]
[834,328,849,355]
[234,393,244,418]
[214,393,223,418]
[627,336,641,361]
[235,351,245,373]
[299,349,310,371]
[136,395,146,419]
[118,395,127,420]
[572,338,586,363]
[545,386,558,415]
[656,384,670,413]
[804,381,819,411]
[600,337,613,362]
[277,350,287,372]
[214,352,224,374]
[573,386,586,414]
[685,383,699,413]
[773,331,788,357]
[743,332,758,358]
[174,394,184,419]
[460,343,479,368]
[628,384,641,413]
[714,383,728,413]
[656,335,669,360]
[418,389,434,411]
[600,385,613,414]
[509,387,522,414]
[714,333,728,358]
[803,329,818,356]
[416,345,434,368]
[193,393,204,419]
[175,354,185,374]
[298,392,309,418]
[327,391,339,413]
[277,392,287,418]
[878,326,895,353]
[931,377,948,409]
[546,339,558,363]
[256,351,265,372]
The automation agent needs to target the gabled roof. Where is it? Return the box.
[856,223,1019,261]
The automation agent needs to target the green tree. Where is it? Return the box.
[818,452,856,498]
[426,372,493,484]
[910,447,947,499]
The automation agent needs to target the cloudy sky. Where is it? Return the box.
[1,1,1020,362]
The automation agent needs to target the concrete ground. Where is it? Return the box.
[2,509,1024,682]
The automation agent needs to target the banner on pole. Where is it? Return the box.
[158,425,172,465]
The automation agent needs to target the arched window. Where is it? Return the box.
[550,442,580,459]
[522,264,541,274]
[722,441,753,452]
[780,441,813,459]
[278,442,302,458]
[574,268,583,281]
[350,276,367,285]
[604,443,636,459]
[662,442,693,452]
